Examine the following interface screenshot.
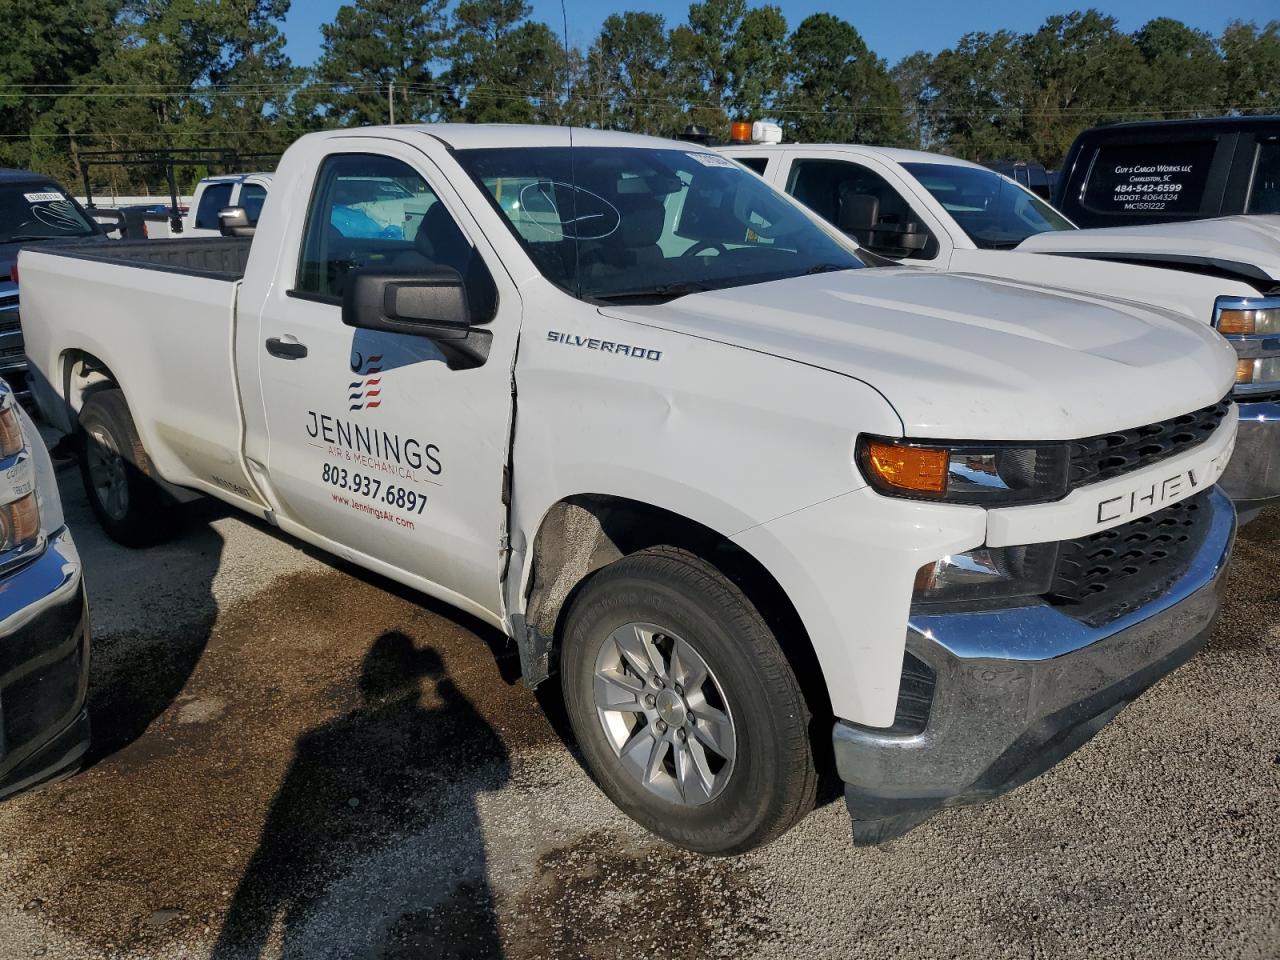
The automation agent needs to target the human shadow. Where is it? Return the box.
[213,631,510,960]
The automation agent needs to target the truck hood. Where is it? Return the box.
[1018,216,1280,286]
[600,268,1237,441]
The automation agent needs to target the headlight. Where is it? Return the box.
[0,401,23,458]
[913,542,1058,605]
[1214,295,1280,395]
[857,436,1070,504]
[0,491,39,552]
[1216,302,1280,336]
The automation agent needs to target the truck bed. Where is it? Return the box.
[19,236,251,502]
[32,237,251,281]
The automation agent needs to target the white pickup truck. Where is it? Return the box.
[19,125,1240,853]
[182,173,273,238]
[719,142,1280,522]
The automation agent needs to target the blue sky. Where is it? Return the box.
[283,1,1279,68]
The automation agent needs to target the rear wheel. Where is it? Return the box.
[561,546,817,854]
[77,389,178,547]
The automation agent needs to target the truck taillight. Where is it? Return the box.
[9,262,17,284]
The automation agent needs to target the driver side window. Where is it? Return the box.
[786,159,937,260]
[294,153,496,321]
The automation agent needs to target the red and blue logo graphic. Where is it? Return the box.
[349,353,383,411]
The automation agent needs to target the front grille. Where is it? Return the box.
[0,294,17,311]
[1068,396,1231,489]
[1047,490,1214,625]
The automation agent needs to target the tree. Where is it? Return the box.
[0,0,120,178]
[891,51,935,150]
[1015,11,1147,164]
[782,13,905,145]
[206,0,301,151]
[1134,17,1222,117]
[725,4,788,120]
[668,0,788,131]
[306,0,451,128]
[582,12,681,134]
[446,0,568,124]
[1220,20,1280,114]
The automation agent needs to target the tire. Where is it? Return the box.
[561,546,817,855]
[77,389,178,547]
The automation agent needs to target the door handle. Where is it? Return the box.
[265,336,308,360]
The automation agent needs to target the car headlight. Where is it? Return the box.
[0,490,40,552]
[0,400,23,458]
[913,542,1058,605]
[1214,296,1280,396]
[857,436,1070,504]
[1215,301,1280,336]
[0,394,42,560]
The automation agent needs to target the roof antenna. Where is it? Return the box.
[559,0,580,299]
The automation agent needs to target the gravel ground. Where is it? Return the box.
[0,458,1275,960]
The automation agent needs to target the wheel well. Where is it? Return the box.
[60,349,120,421]
[523,495,833,730]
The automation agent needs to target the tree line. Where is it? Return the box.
[2,0,1277,194]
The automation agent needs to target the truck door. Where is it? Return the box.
[250,141,518,620]
[779,153,949,264]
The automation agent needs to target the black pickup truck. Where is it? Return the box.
[1054,115,1280,228]
[0,169,108,401]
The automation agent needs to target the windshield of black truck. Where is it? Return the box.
[0,182,97,243]
[454,146,864,303]
[903,162,1074,249]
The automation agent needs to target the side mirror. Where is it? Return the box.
[342,267,472,340]
[218,206,255,238]
[897,222,929,252]
[837,193,878,234]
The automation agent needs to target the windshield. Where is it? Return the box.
[454,146,864,302]
[0,181,97,243]
[902,163,1074,250]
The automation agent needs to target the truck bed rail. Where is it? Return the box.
[29,238,251,281]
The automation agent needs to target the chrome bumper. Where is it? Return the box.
[1219,399,1280,520]
[0,528,91,801]
[834,486,1236,844]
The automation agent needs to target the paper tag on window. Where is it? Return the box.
[24,192,63,203]
[685,153,737,169]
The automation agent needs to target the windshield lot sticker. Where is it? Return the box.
[547,330,662,361]
[23,192,62,203]
[686,152,738,169]
[28,198,85,232]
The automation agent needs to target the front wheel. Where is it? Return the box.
[77,389,178,547]
[561,546,817,854]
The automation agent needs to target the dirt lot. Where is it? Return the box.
[0,461,1276,960]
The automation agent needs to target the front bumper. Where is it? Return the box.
[834,485,1235,844]
[1219,399,1280,521]
[0,527,91,801]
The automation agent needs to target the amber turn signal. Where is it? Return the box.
[0,404,22,459]
[862,441,949,494]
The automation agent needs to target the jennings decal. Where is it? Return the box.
[306,411,442,482]
[547,331,662,361]
[349,352,384,411]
